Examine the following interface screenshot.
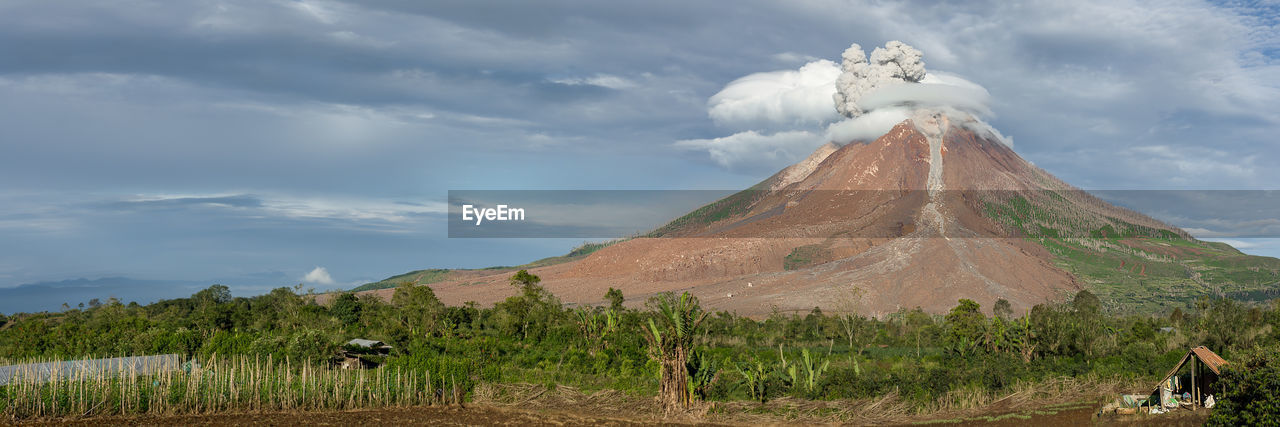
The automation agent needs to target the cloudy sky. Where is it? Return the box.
[1,0,1278,300]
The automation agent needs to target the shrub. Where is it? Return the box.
[1206,346,1280,426]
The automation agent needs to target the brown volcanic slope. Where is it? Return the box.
[363,112,1190,316]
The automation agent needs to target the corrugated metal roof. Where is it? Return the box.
[346,338,388,348]
[1191,346,1227,375]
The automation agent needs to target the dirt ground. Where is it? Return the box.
[18,405,702,427]
[14,403,1210,426]
[965,405,1208,427]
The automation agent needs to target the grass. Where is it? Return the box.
[783,245,828,271]
[647,187,764,237]
[351,269,453,292]
[0,354,459,421]
[518,239,625,269]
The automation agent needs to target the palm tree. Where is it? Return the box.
[644,292,707,411]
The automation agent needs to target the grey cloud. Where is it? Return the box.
[1,0,1279,292]
[108,195,265,210]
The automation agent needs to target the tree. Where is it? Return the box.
[331,293,362,325]
[903,308,935,359]
[496,270,556,341]
[644,292,708,411]
[510,269,541,291]
[193,285,234,333]
[193,285,233,306]
[993,298,1013,319]
[605,287,625,311]
[392,282,445,338]
[1070,290,1105,356]
[945,299,985,356]
[257,287,303,330]
[835,286,873,364]
[1072,290,1101,315]
[1206,346,1280,426]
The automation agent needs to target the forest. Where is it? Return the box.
[1,270,1277,424]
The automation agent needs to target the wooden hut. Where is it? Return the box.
[1150,346,1228,409]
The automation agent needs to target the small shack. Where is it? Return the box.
[1150,346,1228,409]
[340,338,392,370]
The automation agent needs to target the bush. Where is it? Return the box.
[1207,346,1280,426]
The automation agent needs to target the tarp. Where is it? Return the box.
[0,354,182,386]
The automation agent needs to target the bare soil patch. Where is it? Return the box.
[18,405,692,427]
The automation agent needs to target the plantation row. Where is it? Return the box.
[1,353,462,419]
[1,271,1278,423]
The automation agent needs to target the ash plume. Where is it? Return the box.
[833,41,927,118]
[682,40,1010,172]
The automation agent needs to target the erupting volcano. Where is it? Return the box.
[399,108,1189,316]
[353,41,1271,316]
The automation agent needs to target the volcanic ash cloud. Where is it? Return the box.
[833,41,927,118]
[682,40,1008,172]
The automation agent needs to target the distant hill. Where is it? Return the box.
[348,240,621,292]
[0,277,211,315]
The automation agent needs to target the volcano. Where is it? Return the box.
[355,110,1277,316]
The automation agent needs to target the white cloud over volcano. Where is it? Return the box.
[681,41,1005,171]
[707,60,842,129]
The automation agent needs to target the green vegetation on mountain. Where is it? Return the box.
[980,194,1280,313]
[783,244,828,271]
[647,187,765,237]
[519,239,623,268]
[351,269,454,292]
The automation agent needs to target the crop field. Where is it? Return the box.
[1,354,459,420]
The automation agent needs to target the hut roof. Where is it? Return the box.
[346,338,391,349]
[1188,346,1228,375]
[1152,346,1228,394]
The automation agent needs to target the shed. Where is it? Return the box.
[1150,346,1228,409]
[340,339,393,370]
[345,339,393,351]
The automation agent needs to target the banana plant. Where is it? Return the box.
[798,348,830,393]
[643,292,708,411]
[733,357,769,403]
[776,345,829,393]
[686,348,719,401]
[778,343,797,388]
[573,306,618,355]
